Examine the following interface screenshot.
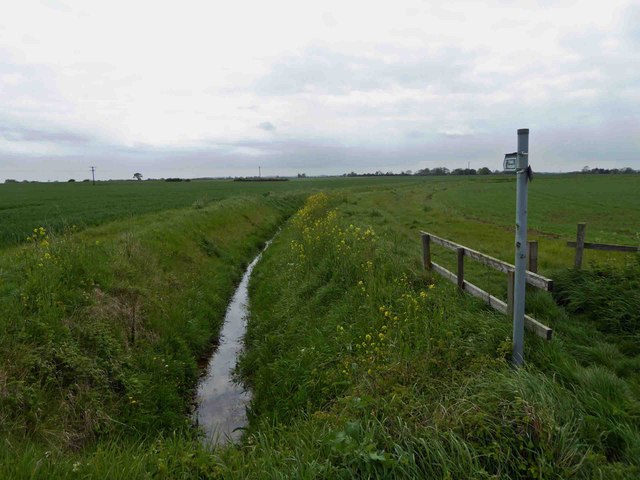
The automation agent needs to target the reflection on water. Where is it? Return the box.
[195,241,270,445]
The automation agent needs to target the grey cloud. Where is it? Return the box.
[2,119,638,182]
[257,121,276,131]
[0,53,71,115]
[254,45,483,96]
[622,3,640,45]
[0,124,95,144]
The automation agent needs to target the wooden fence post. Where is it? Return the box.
[422,233,431,271]
[457,247,464,291]
[528,241,538,273]
[507,270,515,319]
[574,223,586,269]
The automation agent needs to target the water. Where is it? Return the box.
[195,241,271,445]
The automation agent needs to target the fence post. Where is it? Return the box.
[574,223,586,269]
[457,248,464,291]
[507,270,515,319]
[422,233,431,271]
[528,240,538,273]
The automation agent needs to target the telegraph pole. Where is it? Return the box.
[512,129,529,366]
[503,129,531,366]
[90,166,96,186]
[258,166,261,178]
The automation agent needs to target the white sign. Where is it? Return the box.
[503,153,518,171]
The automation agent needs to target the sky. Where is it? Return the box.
[0,0,638,180]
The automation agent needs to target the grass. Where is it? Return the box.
[0,192,300,476]
[220,192,640,478]
[0,177,426,249]
[0,174,639,478]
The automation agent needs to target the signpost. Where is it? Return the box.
[504,129,531,366]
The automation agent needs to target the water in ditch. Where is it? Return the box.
[194,240,271,445]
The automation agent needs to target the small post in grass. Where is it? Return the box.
[528,240,538,273]
[422,233,432,270]
[457,247,464,291]
[574,223,586,269]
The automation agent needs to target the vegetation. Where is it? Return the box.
[0,176,425,249]
[0,194,300,477]
[553,260,640,341]
[214,192,639,478]
[0,174,639,477]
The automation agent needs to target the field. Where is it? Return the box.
[0,174,639,478]
[0,177,423,249]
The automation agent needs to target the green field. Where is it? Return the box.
[1,174,639,478]
[0,177,424,249]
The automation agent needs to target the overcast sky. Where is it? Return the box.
[1,0,638,180]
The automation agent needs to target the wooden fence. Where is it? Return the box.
[421,231,553,340]
[568,223,639,269]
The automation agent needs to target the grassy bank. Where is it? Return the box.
[2,175,639,477]
[0,194,300,477]
[216,193,640,478]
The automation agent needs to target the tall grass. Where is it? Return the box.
[2,183,639,478]
[0,194,300,476]
[219,193,640,478]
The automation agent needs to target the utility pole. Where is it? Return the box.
[502,129,531,366]
[512,129,529,366]
[90,166,96,186]
[258,166,261,178]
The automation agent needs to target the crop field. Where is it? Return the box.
[0,174,639,478]
[0,177,423,249]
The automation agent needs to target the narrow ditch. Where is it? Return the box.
[194,238,273,445]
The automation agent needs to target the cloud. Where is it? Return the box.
[257,121,276,132]
[254,45,481,96]
[0,0,638,180]
[0,124,95,144]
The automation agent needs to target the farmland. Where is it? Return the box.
[0,177,423,249]
[0,174,639,478]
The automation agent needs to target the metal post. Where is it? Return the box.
[512,128,529,367]
[507,270,515,319]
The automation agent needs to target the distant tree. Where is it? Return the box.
[133,172,143,181]
[68,179,76,182]
[431,167,450,176]
[582,166,590,173]
[297,173,307,178]
[4,179,17,183]
[478,167,491,175]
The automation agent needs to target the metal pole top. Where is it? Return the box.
[518,128,529,135]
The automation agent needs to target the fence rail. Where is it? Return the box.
[421,231,554,291]
[420,232,553,340]
[568,223,639,269]
[567,242,639,253]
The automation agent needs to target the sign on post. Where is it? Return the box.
[503,153,517,171]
